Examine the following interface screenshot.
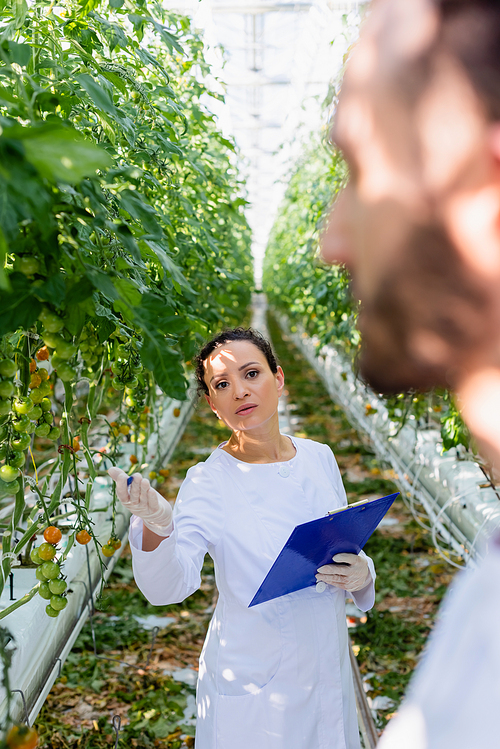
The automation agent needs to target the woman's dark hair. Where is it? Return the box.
[194,327,278,396]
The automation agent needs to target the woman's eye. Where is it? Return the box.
[215,380,229,390]
[246,370,259,379]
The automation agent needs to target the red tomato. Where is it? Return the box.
[43,526,62,545]
[75,529,91,545]
[36,346,49,361]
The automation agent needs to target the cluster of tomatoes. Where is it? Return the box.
[30,527,68,618]
[38,307,78,383]
[148,467,170,485]
[79,324,104,371]
[74,526,121,560]
[0,353,60,498]
[101,536,122,558]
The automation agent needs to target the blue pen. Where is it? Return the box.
[127,476,134,486]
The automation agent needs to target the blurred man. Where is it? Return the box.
[321,0,500,746]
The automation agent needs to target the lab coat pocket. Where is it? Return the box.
[215,601,282,697]
[216,679,283,749]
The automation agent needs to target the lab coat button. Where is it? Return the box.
[316,581,327,593]
[278,464,290,478]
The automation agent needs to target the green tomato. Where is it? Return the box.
[38,543,56,561]
[45,605,60,618]
[125,377,138,390]
[40,397,52,412]
[12,414,30,433]
[35,423,51,438]
[11,433,30,451]
[56,363,76,382]
[36,566,48,582]
[42,332,65,350]
[112,378,125,390]
[0,464,20,482]
[49,578,67,595]
[0,479,20,496]
[17,256,40,276]
[47,426,61,441]
[0,359,16,377]
[116,344,128,358]
[30,547,43,565]
[13,396,33,415]
[29,388,44,405]
[50,595,67,611]
[42,411,53,425]
[0,381,14,399]
[39,582,52,600]
[38,380,52,397]
[30,406,42,421]
[26,421,36,434]
[39,310,64,333]
[40,561,59,580]
[54,340,77,360]
[7,451,25,469]
[125,396,137,409]
[110,362,122,376]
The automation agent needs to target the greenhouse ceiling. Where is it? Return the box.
[163,0,367,282]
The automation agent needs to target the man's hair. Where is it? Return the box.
[436,0,500,119]
[194,327,279,396]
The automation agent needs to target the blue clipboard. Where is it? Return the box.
[249,492,399,607]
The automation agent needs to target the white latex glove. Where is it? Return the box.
[108,466,173,537]
[316,552,371,592]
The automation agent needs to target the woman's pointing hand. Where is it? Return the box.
[108,466,173,537]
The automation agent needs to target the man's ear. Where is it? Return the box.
[443,123,500,278]
[276,366,285,397]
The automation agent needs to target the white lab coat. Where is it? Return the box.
[377,534,500,749]
[129,436,375,749]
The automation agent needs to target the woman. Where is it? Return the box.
[109,327,375,749]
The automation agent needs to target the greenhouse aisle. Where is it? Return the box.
[34,324,457,748]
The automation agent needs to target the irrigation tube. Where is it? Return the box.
[0,394,195,726]
[275,313,500,565]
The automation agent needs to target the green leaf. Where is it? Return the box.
[20,126,112,183]
[113,277,142,307]
[76,73,117,116]
[119,190,162,237]
[146,241,194,293]
[0,273,41,337]
[140,334,187,399]
[34,273,66,305]
[2,41,31,67]
[86,268,119,301]
[135,293,190,335]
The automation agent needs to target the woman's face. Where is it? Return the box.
[203,340,284,433]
